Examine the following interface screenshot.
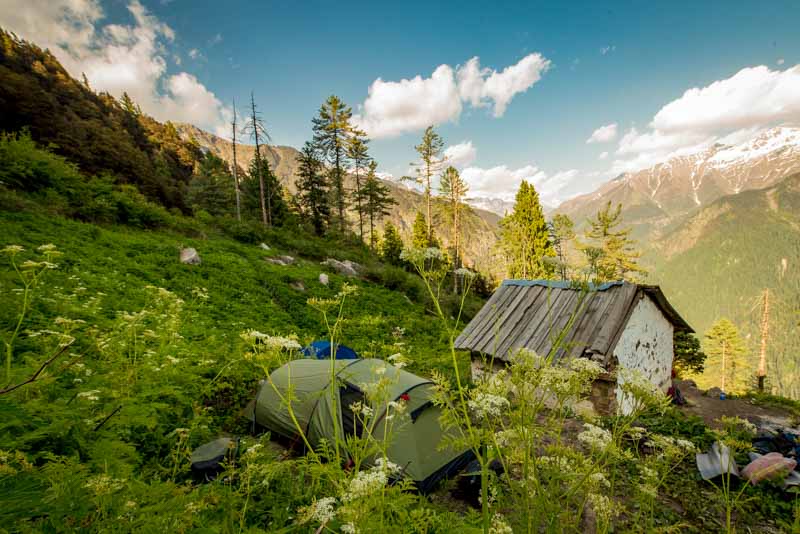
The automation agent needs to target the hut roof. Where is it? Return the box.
[454,280,692,364]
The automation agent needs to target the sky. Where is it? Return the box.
[2,0,800,206]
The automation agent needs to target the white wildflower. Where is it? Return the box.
[468,392,509,419]
[306,497,336,524]
[374,457,401,475]
[244,444,263,457]
[590,471,611,488]
[341,522,357,534]
[77,390,101,402]
[342,467,388,502]
[489,513,513,534]
[453,267,476,278]
[2,245,24,255]
[577,423,612,452]
[569,357,605,376]
[587,492,619,522]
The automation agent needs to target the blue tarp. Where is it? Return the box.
[301,340,359,360]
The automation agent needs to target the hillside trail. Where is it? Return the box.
[675,379,800,432]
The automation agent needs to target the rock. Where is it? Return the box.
[705,387,723,398]
[322,258,361,277]
[259,243,271,250]
[319,273,329,286]
[264,255,294,266]
[180,248,201,265]
[290,281,306,292]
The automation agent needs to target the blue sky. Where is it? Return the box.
[3,0,799,205]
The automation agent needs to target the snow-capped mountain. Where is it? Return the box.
[465,196,516,216]
[557,127,800,237]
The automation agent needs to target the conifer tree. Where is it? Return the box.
[580,201,645,282]
[312,95,353,233]
[499,180,554,279]
[380,221,404,266]
[355,162,396,249]
[243,156,286,225]
[702,318,751,394]
[295,141,330,236]
[187,152,235,216]
[439,166,470,292]
[347,131,371,242]
[242,92,272,226]
[549,213,575,280]
[411,211,437,248]
[408,126,445,242]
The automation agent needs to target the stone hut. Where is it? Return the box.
[454,280,693,414]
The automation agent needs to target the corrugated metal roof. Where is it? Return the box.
[454,280,693,363]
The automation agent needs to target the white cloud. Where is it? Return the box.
[188,48,201,60]
[610,64,800,173]
[651,65,800,134]
[600,45,616,55]
[354,53,550,138]
[598,151,608,160]
[443,141,477,169]
[460,164,577,206]
[0,0,232,136]
[777,58,785,65]
[586,123,618,143]
[208,33,222,46]
[353,65,462,139]
[457,53,551,117]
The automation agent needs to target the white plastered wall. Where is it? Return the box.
[613,294,674,414]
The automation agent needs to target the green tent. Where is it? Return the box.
[253,358,474,492]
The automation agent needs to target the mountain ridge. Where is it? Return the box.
[176,123,503,273]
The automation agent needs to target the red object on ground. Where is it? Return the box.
[400,393,410,401]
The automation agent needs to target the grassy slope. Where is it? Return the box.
[0,194,481,529]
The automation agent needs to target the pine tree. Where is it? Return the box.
[347,131,371,242]
[439,166,470,292]
[412,211,437,248]
[295,141,330,236]
[580,202,645,282]
[242,92,272,226]
[312,95,353,234]
[549,213,575,280]
[355,161,396,249]
[186,152,235,216]
[701,318,751,394]
[499,180,554,279]
[243,156,286,225]
[379,221,404,266]
[408,126,445,243]
[674,331,707,376]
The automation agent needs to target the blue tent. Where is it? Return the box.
[301,340,359,360]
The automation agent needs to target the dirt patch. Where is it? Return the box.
[676,380,799,432]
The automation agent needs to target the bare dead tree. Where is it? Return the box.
[231,98,242,221]
[242,92,272,226]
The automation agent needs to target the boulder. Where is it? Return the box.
[322,258,361,277]
[259,243,271,251]
[290,281,306,292]
[264,255,295,267]
[180,248,201,265]
[319,273,329,286]
[705,387,723,398]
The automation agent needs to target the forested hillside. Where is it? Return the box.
[652,173,800,397]
[0,31,204,210]
[176,123,501,273]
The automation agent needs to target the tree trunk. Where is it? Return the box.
[232,100,241,221]
[757,288,769,392]
[721,341,727,394]
[425,161,432,243]
[250,93,268,226]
